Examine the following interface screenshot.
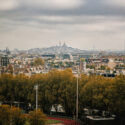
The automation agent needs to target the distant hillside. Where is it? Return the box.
[1,43,111,55]
[27,43,87,54]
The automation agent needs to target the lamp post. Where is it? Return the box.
[76,66,79,120]
[34,84,38,110]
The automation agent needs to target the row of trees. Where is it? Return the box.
[0,69,125,119]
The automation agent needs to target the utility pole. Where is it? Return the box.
[35,84,38,110]
[76,66,79,120]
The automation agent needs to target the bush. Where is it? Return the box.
[28,109,47,125]
[0,105,10,125]
[0,105,26,125]
[10,106,26,125]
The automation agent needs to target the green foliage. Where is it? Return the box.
[28,109,47,125]
[86,64,95,69]
[99,65,106,70]
[46,119,62,124]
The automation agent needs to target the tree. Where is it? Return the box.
[33,58,44,66]
[78,74,89,114]
[1,69,125,124]
[0,74,15,104]
[10,106,26,125]
[0,105,10,125]
[108,75,125,124]
[59,69,76,116]
[28,109,47,125]
[0,105,25,125]
[14,74,30,110]
[80,75,125,124]
[29,73,50,113]
[81,76,113,110]
[100,65,106,70]
[0,74,30,110]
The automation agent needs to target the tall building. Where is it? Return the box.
[0,48,10,67]
[0,55,10,67]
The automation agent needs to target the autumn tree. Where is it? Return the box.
[33,58,44,66]
[58,69,76,116]
[81,75,114,110]
[28,109,47,125]
[0,74,15,104]
[0,105,10,125]
[29,73,49,112]
[0,105,25,125]
[14,74,30,109]
[0,69,125,123]
[80,75,125,124]
[108,75,125,124]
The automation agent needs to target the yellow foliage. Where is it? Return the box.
[0,105,25,125]
[33,58,44,66]
[28,109,47,125]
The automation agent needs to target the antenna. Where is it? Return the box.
[124,41,125,54]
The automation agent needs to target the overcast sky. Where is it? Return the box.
[0,0,125,50]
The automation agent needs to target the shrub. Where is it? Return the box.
[0,105,26,125]
[10,106,26,125]
[0,105,10,125]
[28,109,47,125]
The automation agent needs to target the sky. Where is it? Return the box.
[0,0,125,51]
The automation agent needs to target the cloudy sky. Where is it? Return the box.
[0,0,125,50]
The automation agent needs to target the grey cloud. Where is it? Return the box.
[23,0,85,10]
[1,0,125,16]
[104,0,125,7]
[0,0,19,10]
[0,0,125,50]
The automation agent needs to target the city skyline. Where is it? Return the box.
[0,0,125,50]
[1,42,125,52]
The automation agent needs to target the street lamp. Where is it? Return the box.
[76,66,79,120]
[34,84,38,110]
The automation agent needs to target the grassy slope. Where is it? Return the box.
[46,119,63,124]
[25,119,63,125]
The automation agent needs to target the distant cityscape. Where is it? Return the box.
[0,43,125,76]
